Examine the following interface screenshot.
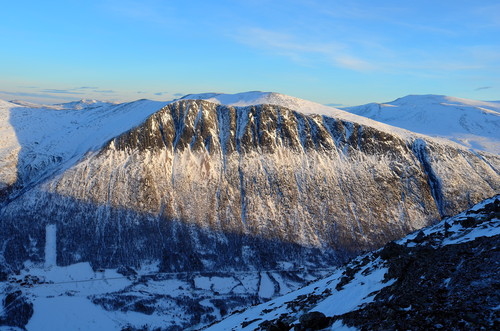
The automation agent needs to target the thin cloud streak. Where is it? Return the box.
[102,0,180,28]
[93,90,116,93]
[0,91,79,101]
[233,27,478,73]
[41,89,85,94]
[233,27,376,72]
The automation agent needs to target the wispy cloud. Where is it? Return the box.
[40,87,115,94]
[41,89,85,95]
[93,90,115,93]
[233,27,376,71]
[17,86,39,89]
[475,86,492,91]
[334,55,375,71]
[234,2,490,76]
[303,1,455,36]
[0,91,77,100]
[173,93,184,97]
[102,0,178,27]
[472,4,500,28]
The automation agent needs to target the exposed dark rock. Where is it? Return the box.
[296,311,329,330]
[378,241,404,261]
[116,266,138,278]
[258,318,290,331]
[0,290,34,328]
[412,230,427,243]
[337,234,500,330]
[460,217,479,228]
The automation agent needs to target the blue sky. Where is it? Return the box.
[1,0,499,106]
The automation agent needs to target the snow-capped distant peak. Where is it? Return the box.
[345,94,500,153]
[56,99,117,110]
[7,99,57,109]
[390,94,500,111]
[8,99,33,106]
[6,99,116,110]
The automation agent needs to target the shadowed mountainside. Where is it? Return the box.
[1,100,498,273]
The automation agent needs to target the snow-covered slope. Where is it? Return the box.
[206,195,500,330]
[344,95,500,153]
[0,98,167,199]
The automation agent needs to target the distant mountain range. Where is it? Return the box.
[344,94,500,154]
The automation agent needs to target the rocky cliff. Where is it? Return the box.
[0,99,498,272]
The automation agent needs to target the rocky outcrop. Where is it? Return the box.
[0,290,33,329]
[205,196,499,331]
[335,198,500,330]
[0,100,498,272]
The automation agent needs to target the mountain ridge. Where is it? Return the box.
[5,91,495,208]
[1,98,497,270]
[344,94,500,153]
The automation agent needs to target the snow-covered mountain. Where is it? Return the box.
[206,195,500,330]
[0,98,167,199]
[8,99,117,110]
[344,94,500,154]
[0,92,498,329]
[1,92,498,267]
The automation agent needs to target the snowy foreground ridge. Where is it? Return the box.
[206,196,500,330]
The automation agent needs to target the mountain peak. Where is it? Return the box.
[56,99,116,110]
[175,91,340,114]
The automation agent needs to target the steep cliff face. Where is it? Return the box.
[0,100,498,272]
